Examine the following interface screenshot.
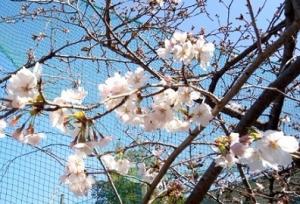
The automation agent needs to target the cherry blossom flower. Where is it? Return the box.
[214,131,297,171]
[191,103,213,126]
[152,103,173,123]
[7,68,37,98]
[102,154,131,174]
[49,87,86,132]
[65,173,95,196]
[165,118,189,132]
[237,131,299,172]
[154,88,178,106]
[98,73,130,109]
[6,67,38,108]
[126,67,147,89]
[49,98,68,132]
[0,120,7,138]
[61,87,87,104]
[23,133,45,145]
[255,130,299,169]
[66,154,85,174]
[72,136,112,155]
[173,41,194,64]
[157,39,173,58]
[157,31,215,69]
[171,32,187,44]
[61,154,94,196]
[175,87,201,107]
[239,148,275,172]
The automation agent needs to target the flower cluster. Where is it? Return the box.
[102,154,131,175]
[49,86,87,133]
[61,154,95,196]
[49,87,112,153]
[4,66,118,197]
[5,68,90,146]
[100,154,163,187]
[150,0,181,7]
[101,154,160,186]
[12,124,45,145]
[98,68,213,132]
[98,68,146,110]
[215,130,299,172]
[6,63,41,109]
[157,31,215,69]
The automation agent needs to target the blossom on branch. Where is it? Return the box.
[98,67,215,132]
[72,136,112,156]
[254,130,299,170]
[61,154,95,196]
[215,130,299,172]
[98,73,130,109]
[49,87,87,133]
[0,120,7,138]
[102,154,131,175]
[23,133,45,145]
[6,67,39,108]
[157,31,215,69]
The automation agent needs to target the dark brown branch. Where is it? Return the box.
[213,20,300,115]
[0,38,85,84]
[267,0,298,130]
[236,61,300,134]
[104,0,112,47]
[246,0,262,52]
[186,56,300,203]
[143,19,300,204]
[208,20,285,93]
[237,163,256,203]
[142,126,203,204]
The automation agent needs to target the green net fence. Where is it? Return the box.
[0,1,212,203]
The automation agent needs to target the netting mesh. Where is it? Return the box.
[0,2,202,203]
[0,1,299,204]
[0,2,111,203]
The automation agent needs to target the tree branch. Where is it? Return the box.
[185,56,300,203]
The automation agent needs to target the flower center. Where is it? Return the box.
[269,140,279,149]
